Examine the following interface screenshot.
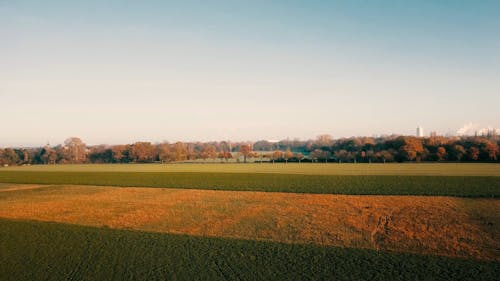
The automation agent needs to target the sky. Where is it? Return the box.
[1,0,499,146]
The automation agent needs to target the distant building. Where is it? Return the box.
[416,126,424,137]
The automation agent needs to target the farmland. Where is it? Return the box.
[0,170,499,197]
[3,162,500,176]
[1,184,498,261]
[0,163,499,280]
[1,219,499,281]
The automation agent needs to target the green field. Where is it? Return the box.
[1,219,498,281]
[3,163,500,176]
[0,171,498,197]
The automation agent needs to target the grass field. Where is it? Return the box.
[0,171,498,197]
[0,163,499,280]
[1,219,498,281]
[1,184,498,261]
[3,163,500,176]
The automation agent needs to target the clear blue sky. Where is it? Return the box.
[1,0,499,146]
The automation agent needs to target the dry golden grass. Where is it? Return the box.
[0,184,498,261]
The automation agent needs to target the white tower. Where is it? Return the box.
[416,126,424,137]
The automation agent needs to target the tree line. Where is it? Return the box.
[0,134,499,166]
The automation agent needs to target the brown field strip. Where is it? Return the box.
[0,184,498,261]
[0,184,47,192]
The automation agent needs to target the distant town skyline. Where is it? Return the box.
[1,1,499,147]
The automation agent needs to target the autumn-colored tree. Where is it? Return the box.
[64,137,87,163]
[315,134,333,148]
[157,143,171,163]
[484,142,499,160]
[239,144,252,163]
[399,137,424,161]
[217,151,232,162]
[426,136,449,147]
[173,142,187,161]
[2,134,498,165]
[130,142,155,162]
[111,145,129,163]
[296,152,304,163]
[284,148,293,163]
[271,150,283,163]
[248,151,259,162]
[468,147,480,161]
[436,146,447,161]
[201,145,217,161]
[360,137,376,148]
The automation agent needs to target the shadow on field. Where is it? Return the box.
[0,218,499,281]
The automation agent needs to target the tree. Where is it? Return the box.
[239,144,252,163]
[64,137,87,163]
[253,140,275,151]
[284,148,293,163]
[449,145,466,161]
[399,137,424,161]
[377,150,395,163]
[334,149,350,163]
[186,144,198,160]
[296,152,304,163]
[201,145,217,162]
[426,136,448,147]
[157,143,171,163]
[311,149,330,163]
[1,148,19,166]
[271,150,282,163]
[218,151,232,162]
[112,145,129,163]
[436,147,447,161]
[130,142,155,162]
[315,134,333,148]
[40,145,57,164]
[468,147,480,161]
[173,142,187,161]
[484,142,499,160]
[87,146,113,163]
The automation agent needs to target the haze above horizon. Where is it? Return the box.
[1,0,499,147]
